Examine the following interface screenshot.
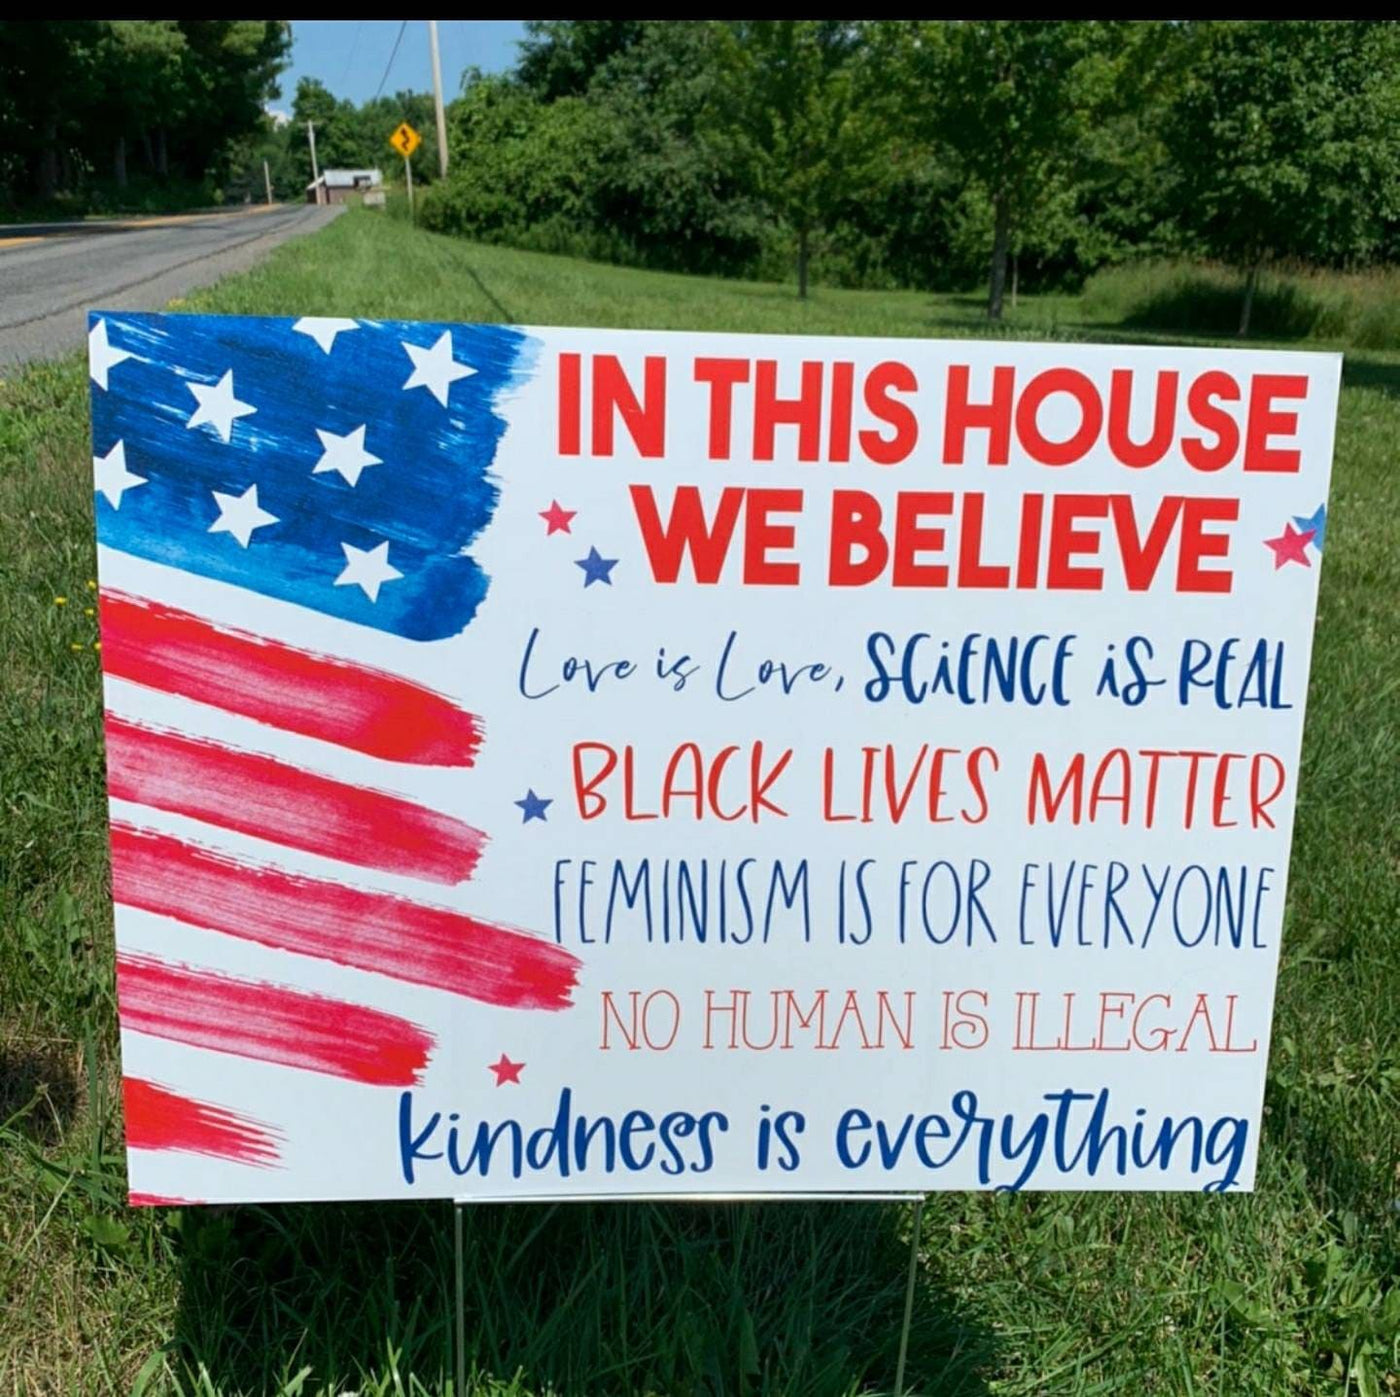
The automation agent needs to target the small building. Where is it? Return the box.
[305,168,384,206]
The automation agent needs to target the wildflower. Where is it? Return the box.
[86,579,97,591]
[93,641,102,652]
[54,596,67,606]
[84,607,94,617]
[70,643,83,652]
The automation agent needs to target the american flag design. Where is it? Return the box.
[90,312,581,1203]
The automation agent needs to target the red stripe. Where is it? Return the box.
[117,954,434,1086]
[111,824,579,1011]
[128,1192,201,1207]
[123,1076,280,1165]
[105,714,485,886]
[99,589,482,767]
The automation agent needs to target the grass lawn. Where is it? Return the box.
[1,208,1397,1396]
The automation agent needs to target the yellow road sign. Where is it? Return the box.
[389,122,422,159]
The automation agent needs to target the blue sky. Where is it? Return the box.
[272,20,529,112]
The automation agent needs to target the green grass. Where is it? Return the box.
[1081,260,1400,350]
[2,209,1397,1396]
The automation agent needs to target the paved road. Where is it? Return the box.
[0,204,341,371]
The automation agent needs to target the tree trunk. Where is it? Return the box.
[987,195,1011,321]
[1238,258,1262,338]
[140,129,155,170]
[155,126,168,177]
[1011,251,1019,311]
[797,227,810,301]
[114,135,127,188]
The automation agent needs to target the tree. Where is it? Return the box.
[160,22,289,184]
[517,20,646,101]
[421,75,622,252]
[424,27,765,278]
[291,77,361,177]
[1161,20,1400,336]
[0,19,288,211]
[1069,23,1192,274]
[713,21,871,298]
[0,22,106,203]
[96,22,187,187]
[581,23,762,276]
[897,21,1113,320]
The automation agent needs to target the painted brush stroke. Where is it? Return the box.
[123,1077,281,1166]
[105,714,486,885]
[117,953,435,1086]
[89,313,536,640]
[110,824,581,1010]
[99,590,483,766]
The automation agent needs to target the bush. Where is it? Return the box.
[420,74,767,278]
[1081,260,1400,345]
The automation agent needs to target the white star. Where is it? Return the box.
[186,370,256,444]
[334,540,403,602]
[93,441,146,509]
[89,318,133,391]
[293,317,359,353]
[401,331,476,407]
[208,484,278,548]
[313,425,382,486]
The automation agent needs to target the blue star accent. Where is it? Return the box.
[575,546,618,587]
[1292,504,1327,554]
[515,789,552,823]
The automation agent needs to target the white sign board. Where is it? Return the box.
[87,312,1338,1202]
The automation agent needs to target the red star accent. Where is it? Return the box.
[1264,523,1315,570]
[539,500,576,535]
[488,1054,525,1086]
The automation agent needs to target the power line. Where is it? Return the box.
[373,20,408,101]
[338,20,365,92]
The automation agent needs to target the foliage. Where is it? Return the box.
[1161,22,1400,279]
[516,20,646,101]
[420,30,768,278]
[0,20,290,215]
[6,19,1400,312]
[419,18,1400,316]
[897,21,1139,317]
[418,79,624,259]
[427,19,1166,300]
[709,22,874,297]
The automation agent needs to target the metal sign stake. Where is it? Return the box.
[894,1194,926,1396]
[388,120,423,224]
[453,1201,466,1396]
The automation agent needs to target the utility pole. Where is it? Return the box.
[263,159,273,206]
[428,20,449,179]
[306,119,321,203]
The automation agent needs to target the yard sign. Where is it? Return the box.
[87,312,1338,1203]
